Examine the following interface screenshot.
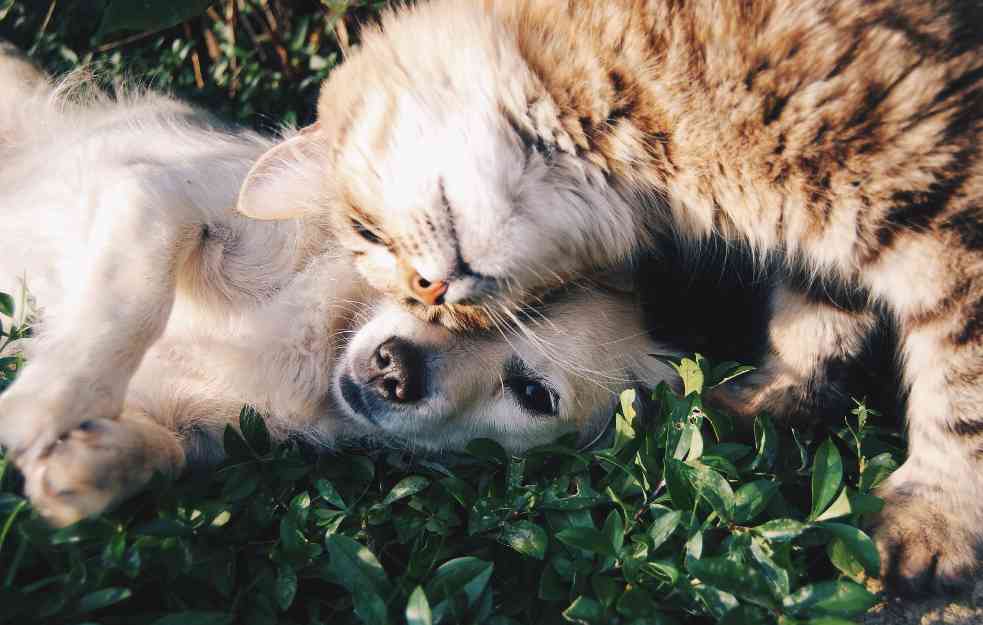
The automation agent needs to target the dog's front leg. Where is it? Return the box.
[0,173,201,470]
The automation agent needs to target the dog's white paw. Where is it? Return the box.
[19,416,184,527]
[0,369,125,464]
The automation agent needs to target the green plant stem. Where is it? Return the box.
[0,499,26,559]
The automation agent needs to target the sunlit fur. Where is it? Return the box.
[237,0,983,595]
[0,59,676,526]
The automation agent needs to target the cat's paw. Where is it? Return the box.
[20,417,183,527]
[704,371,801,420]
[871,484,981,597]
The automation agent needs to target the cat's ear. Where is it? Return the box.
[237,122,325,220]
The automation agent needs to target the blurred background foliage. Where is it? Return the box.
[0,0,388,129]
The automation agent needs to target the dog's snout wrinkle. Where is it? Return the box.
[362,337,425,404]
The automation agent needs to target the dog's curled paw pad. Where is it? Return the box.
[871,490,980,597]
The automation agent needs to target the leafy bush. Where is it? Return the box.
[0,3,904,623]
[1,287,902,624]
[0,0,386,128]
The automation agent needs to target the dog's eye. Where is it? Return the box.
[351,219,383,245]
[506,375,558,416]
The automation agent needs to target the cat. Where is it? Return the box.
[236,0,983,595]
[0,53,675,526]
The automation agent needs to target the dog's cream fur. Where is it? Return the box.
[0,56,675,526]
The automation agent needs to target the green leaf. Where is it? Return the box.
[381,475,430,505]
[720,604,772,625]
[859,453,898,492]
[814,488,851,522]
[827,537,865,581]
[749,538,790,598]
[426,557,494,611]
[222,424,255,461]
[602,510,625,554]
[616,586,658,619]
[541,477,608,510]
[220,466,259,501]
[562,596,606,624]
[323,535,392,597]
[687,462,735,520]
[804,618,862,625]
[819,523,880,577]
[753,518,812,542]
[686,557,777,609]
[747,415,778,471]
[75,587,132,614]
[647,507,682,551]
[782,580,878,617]
[555,527,618,558]
[692,584,739,621]
[706,443,753,463]
[500,520,548,560]
[665,459,695,511]
[506,457,526,491]
[620,388,637,420]
[96,0,215,39]
[707,361,755,387]
[685,530,703,561]
[101,532,126,567]
[699,454,740,479]
[810,440,843,520]
[674,357,705,396]
[353,591,389,625]
[848,491,884,518]
[466,438,510,465]
[733,480,779,524]
[151,613,233,625]
[682,423,705,462]
[0,292,13,317]
[591,574,621,607]
[133,518,192,538]
[406,586,433,625]
[314,479,347,509]
[275,565,298,612]
[239,406,271,455]
[289,491,311,523]
[640,559,681,585]
[612,389,638,452]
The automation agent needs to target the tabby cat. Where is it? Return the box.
[237,0,983,595]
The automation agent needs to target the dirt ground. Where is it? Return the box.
[863,579,983,625]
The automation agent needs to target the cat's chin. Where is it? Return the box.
[401,299,496,331]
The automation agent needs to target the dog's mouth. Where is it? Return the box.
[337,374,380,426]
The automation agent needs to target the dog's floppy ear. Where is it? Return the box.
[237,122,324,220]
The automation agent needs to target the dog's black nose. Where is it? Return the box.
[365,337,425,403]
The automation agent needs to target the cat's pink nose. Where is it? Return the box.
[406,271,448,306]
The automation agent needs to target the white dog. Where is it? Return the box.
[0,50,675,526]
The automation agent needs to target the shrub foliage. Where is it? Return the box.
[1,287,901,624]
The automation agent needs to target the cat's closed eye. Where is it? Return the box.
[350,218,383,245]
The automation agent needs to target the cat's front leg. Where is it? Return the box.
[872,313,983,595]
[706,283,877,422]
[0,173,199,467]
